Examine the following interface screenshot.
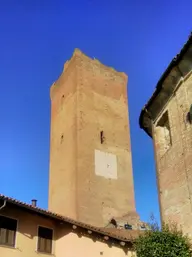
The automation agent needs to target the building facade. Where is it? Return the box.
[49,49,139,227]
[139,33,192,237]
[0,195,137,257]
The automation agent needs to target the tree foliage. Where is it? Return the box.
[134,220,192,257]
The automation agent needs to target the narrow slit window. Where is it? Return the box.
[61,134,64,143]
[100,131,104,144]
[61,95,65,110]
[0,215,17,247]
[37,226,53,254]
[187,104,192,124]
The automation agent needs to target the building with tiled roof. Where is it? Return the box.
[0,194,142,257]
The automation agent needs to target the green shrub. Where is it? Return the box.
[134,221,192,257]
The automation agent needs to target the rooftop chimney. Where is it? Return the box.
[31,199,37,207]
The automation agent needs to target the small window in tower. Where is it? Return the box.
[61,134,64,143]
[100,131,105,144]
[61,95,65,110]
[156,111,172,154]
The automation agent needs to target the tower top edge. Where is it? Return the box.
[66,48,128,80]
[50,49,128,96]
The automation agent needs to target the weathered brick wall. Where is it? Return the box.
[153,72,192,237]
[49,55,78,219]
[49,49,137,227]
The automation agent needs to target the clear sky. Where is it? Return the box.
[0,0,191,225]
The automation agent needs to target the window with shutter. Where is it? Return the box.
[37,226,53,254]
[0,216,17,247]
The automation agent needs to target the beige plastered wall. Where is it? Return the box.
[55,226,136,257]
[0,206,56,257]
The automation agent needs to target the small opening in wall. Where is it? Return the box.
[61,134,64,143]
[140,225,146,230]
[61,95,65,110]
[124,224,132,230]
[110,218,117,227]
[187,104,192,124]
[100,131,105,144]
[156,111,172,153]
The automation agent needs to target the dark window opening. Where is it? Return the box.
[110,218,117,227]
[61,134,64,143]
[140,225,146,230]
[0,215,17,247]
[61,95,65,110]
[156,111,172,152]
[124,224,132,230]
[100,131,105,144]
[37,226,53,254]
[187,104,192,124]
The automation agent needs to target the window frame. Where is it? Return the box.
[36,225,54,254]
[156,110,172,156]
[0,214,18,248]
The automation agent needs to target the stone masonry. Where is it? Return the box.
[48,49,139,227]
[154,72,192,237]
[139,34,192,238]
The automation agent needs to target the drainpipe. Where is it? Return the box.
[144,108,163,227]
[0,200,7,210]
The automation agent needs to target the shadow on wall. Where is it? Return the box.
[55,223,134,256]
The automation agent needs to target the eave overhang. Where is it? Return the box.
[139,32,192,137]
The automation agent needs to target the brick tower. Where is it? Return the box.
[48,49,138,227]
[139,34,192,237]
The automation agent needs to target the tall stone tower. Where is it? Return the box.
[139,33,192,237]
[48,49,137,227]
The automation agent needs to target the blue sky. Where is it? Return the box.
[0,0,191,225]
